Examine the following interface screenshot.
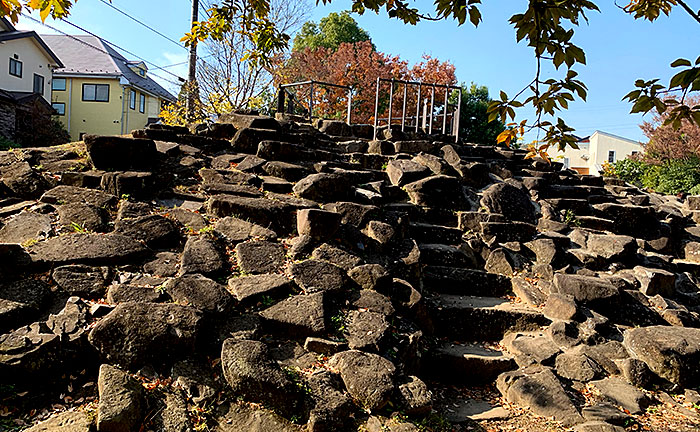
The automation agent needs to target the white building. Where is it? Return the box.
[551,130,644,176]
[0,18,62,102]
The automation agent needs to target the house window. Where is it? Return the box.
[52,102,65,115]
[33,74,44,94]
[138,69,145,77]
[129,89,136,110]
[52,78,66,91]
[608,150,616,163]
[9,58,22,77]
[563,157,570,169]
[139,93,145,113]
[82,84,110,102]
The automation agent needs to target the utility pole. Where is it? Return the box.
[186,0,199,121]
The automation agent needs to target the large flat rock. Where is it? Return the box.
[624,326,700,387]
[28,233,147,266]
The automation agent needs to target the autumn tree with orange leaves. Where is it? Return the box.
[276,40,456,124]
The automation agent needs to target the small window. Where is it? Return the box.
[82,84,109,102]
[139,93,145,113]
[52,102,65,115]
[139,69,145,77]
[608,150,616,163]
[129,89,136,110]
[52,78,66,91]
[33,74,44,94]
[9,58,22,77]
[563,157,570,169]
[631,151,639,156]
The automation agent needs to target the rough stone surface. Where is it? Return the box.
[228,273,292,302]
[97,364,144,432]
[235,240,286,274]
[259,292,326,336]
[497,365,583,426]
[289,259,346,293]
[0,211,52,244]
[481,182,537,224]
[52,264,109,298]
[624,326,700,387]
[165,274,232,313]
[88,302,201,368]
[29,233,147,266]
[220,339,300,415]
[180,236,227,276]
[329,350,396,411]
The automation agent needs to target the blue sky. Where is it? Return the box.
[16,0,700,142]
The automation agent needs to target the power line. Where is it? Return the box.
[23,15,184,86]
[97,0,187,51]
[59,18,186,81]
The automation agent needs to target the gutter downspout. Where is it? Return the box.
[119,76,129,135]
[66,78,72,135]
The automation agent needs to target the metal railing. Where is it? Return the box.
[277,80,353,124]
[373,78,462,142]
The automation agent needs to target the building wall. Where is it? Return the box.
[123,87,155,133]
[52,76,124,141]
[0,37,53,101]
[548,131,644,176]
[590,133,644,173]
[52,76,165,141]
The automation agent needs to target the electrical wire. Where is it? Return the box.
[22,15,184,86]
[97,0,187,51]
[58,17,186,81]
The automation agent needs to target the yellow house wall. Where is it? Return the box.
[123,87,153,133]
[0,37,55,102]
[52,76,164,141]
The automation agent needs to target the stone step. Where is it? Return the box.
[422,266,511,296]
[409,222,463,245]
[382,203,458,227]
[538,184,607,199]
[418,245,478,268]
[429,294,551,341]
[422,342,517,384]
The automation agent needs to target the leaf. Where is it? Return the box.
[671,58,692,68]
[39,5,50,22]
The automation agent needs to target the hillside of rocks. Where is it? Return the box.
[2,114,700,431]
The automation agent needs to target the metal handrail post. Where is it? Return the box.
[401,83,407,131]
[309,83,314,121]
[442,87,449,135]
[455,87,462,143]
[373,77,380,141]
[415,84,421,133]
[346,89,352,125]
[277,88,285,114]
[388,79,394,127]
[429,85,435,135]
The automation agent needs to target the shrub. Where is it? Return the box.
[644,158,700,195]
[608,157,700,196]
[0,135,20,151]
[614,158,648,185]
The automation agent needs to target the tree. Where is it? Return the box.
[292,11,372,52]
[276,41,456,124]
[641,95,700,163]
[9,0,700,157]
[450,83,505,145]
[196,0,310,116]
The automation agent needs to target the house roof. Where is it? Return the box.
[41,34,176,102]
[0,88,53,110]
[0,18,64,67]
[592,130,643,146]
